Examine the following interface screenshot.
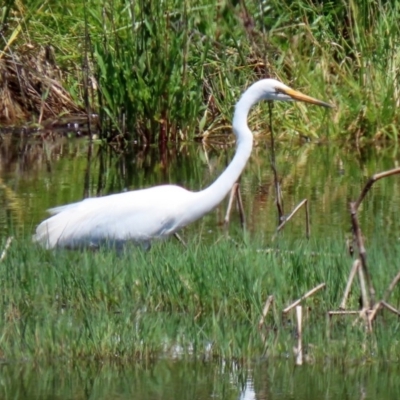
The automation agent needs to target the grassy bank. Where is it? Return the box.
[0,234,399,362]
[1,1,399,144]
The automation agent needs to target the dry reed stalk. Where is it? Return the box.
[383,271,400,300]
[174,233,187,248]
[224,183,239,227]
[354,167,400,210]
[267,102,284,224]
[368,271,400,322]
[235,183,246,229]
[357,261,370,310]
[0,236,13,262]
[328,310,360,316]
[295,305,303,365]
[273,198,310,240]
[283,283,326,314]
[258,295,274,330]
[350,202,375,307]
[339,259,360,310]
[349,167,400,308]
[381,301,400,317]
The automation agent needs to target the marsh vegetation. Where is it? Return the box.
[1,0,400,376]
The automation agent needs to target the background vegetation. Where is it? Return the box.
[1,0,400,364]
[1,0,399,144]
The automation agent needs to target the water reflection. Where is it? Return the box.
[0,360,399,400]
[1,135,400,244]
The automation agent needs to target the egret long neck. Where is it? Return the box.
[189,87,260,220]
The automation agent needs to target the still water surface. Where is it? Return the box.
[1,136,400,242]
[1,359,399,400]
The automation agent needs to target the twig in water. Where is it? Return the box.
[383,271,400,301]
[354,167,400,210]
[174,233,187,248]
[235,183,246,229]
[381,301,400,317]
[295,305,303,365]
[339,259,360,310]
[350,202,375,307]
[268,102,284,224]
[368,271,400,323]
[224,183,238,228]
[224,182,246,230]
[328,310,360,316]
[0,237,13,262]
[272,198,310,240]
[357,260,370,311]
[258,295,274,330]
[283,283,326,314]
[349,167,400,309]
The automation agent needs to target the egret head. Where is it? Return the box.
[260,79,333,108]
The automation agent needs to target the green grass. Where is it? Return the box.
[0,234,399,362]
[2,0,400,144]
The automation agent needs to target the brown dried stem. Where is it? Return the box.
[258,295,274,330]
[283,283,326,314]
[368,271,400,322]
[350,201,375,307]
[235,183,246,229]
[295,306,303,365]
[328,310,360,316]
[383,271,400,302]
[224,183,239,227]
[354,167,400,211]
[339,259,360,310]
[224,182,245,229]
[273,199,309,240]
[268,102,284,224]
[349,167,400,307]
[381,301,400,317]
[0,236,13,262]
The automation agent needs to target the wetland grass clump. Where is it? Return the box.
[0,235,399,362]
[3,1,400,144]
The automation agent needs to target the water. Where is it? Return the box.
[1,135,400,399]
[1,359,399,399]
[1,135,400,242]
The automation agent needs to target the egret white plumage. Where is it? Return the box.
[34,79,332,249]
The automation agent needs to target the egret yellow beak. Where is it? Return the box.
[277,87,333,108]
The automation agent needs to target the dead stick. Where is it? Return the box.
[235,184,246,229]
[357,260,370,310]
[295,306,303,365]
[381,301,400,317]
[305,199,310,239]
[258,295,274,330]
[0,237,13,262]
[350,202,375,306]
[275,199,308,234]
[367,301,382,323]
[355,167,400,210]
[268,102,284,224]
[340,259,360,310]
[383,271,400,302]
[174,233,187,248]
[283,283,326,314]
[224,183,239,227]
[328,310,360,316]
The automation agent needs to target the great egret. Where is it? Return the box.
[34,79,332,249]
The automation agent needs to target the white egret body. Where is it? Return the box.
[34,79,332,249]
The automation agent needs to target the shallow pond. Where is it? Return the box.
[1,359,400,400]
[1,135,400,399]
[1,136,400,244]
